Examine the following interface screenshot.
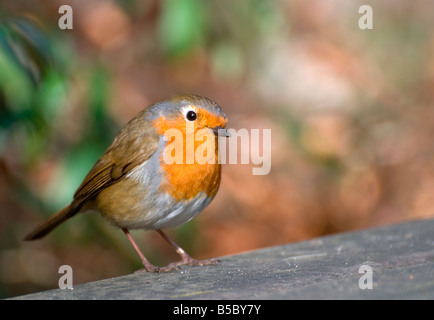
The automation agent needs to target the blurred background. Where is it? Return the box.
[1,0,434,298]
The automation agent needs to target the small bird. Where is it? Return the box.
[24,94,230,272]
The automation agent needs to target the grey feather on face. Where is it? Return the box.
[143,95,227,122]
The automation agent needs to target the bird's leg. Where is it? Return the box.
[122,228,160,273]
[156,229,219,271]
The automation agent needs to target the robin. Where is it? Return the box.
[24,94,230,272]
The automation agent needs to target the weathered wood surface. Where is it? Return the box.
[13,218,434,299]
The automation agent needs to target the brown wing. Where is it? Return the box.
[71,113,159,209]
[24,109,160,241]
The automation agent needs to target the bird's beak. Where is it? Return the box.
[212,126,231,138]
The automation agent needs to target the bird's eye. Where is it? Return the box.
[186,110,197,121]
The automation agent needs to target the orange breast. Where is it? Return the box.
[152,109,226,202]
[159,158,222,202]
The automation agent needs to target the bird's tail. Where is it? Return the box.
[24,204,79,241]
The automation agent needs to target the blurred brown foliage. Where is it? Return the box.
[1,0,434,298]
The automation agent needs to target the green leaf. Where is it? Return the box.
[43,143,106,211]
[0,42,33,112]
[158,0,206,57]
